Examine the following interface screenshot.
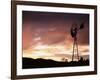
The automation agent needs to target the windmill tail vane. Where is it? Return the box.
[79,23,84,30]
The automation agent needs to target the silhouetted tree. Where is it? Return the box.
[79,57,84,63]
[62,58,68,62]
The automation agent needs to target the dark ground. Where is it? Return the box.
[22,57,89,69]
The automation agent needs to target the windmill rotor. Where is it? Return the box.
[70,23,78,38]
[70,23,84,38]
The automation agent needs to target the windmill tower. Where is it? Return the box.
[71,23,84,61]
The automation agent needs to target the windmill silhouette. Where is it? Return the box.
[71,23,84,61]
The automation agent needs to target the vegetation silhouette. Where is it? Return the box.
[22,57,89,69]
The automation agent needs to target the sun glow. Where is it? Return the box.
[23,43,89,62]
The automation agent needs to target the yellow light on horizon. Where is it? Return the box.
[23,43,89,62]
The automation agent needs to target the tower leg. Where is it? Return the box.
[76,40,79,61]
[75,38,79,61]
[72,39,75,61]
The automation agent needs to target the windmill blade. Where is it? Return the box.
[79,23,84,30]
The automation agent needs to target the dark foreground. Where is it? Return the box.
[22,57,89,69]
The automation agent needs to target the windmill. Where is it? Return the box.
[70,23,84,61]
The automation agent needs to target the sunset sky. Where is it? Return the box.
[22,11,89,62]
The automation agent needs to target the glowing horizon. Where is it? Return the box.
[23,43,89,62]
